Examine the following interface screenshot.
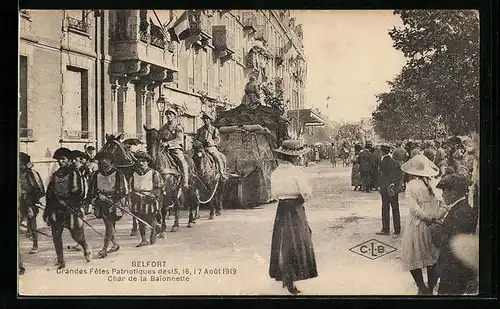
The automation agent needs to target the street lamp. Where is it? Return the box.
[156,94,167,126]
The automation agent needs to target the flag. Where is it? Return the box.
[168,11,190,42]
[326,96,331,100]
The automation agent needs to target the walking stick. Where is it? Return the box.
[114,203,154,230]
[63,204,105,238]
[19,222,53,238]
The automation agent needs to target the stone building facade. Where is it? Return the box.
[18,9,307,183]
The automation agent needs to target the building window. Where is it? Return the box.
[202,49,208,91]
[66,10,90,34]
[62,66,90,139]
[188,48,194,90]
[19,56,31,138]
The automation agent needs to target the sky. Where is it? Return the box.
[293,10,407,124]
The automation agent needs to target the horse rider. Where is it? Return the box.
[19,152,45,255]
[194,112,228,179]
[43,147,92,269]
[87,152,129,258]
[158,107,190,188]
[129,151,164,247]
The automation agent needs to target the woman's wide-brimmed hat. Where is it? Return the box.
[401,154,439,177]
[95,151,114,162]
[135,151,153,163]
[273,139,310,157]
[53,147,72,160]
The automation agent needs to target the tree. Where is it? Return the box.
[261,77,286,115]
[372,10,479,138]
[335,124,363,145]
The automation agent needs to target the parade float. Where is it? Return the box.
[213,76,290,208]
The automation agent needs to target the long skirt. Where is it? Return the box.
[401,214,439,271]
[351,163,361,186]
[269,198,318,283]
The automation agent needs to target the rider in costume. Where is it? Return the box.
[158,107,190,188]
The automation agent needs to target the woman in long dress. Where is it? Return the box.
[351,143,362,191]
[400,154,448,295]
[269,140,318,295]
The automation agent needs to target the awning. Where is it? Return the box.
[287,109,326,127]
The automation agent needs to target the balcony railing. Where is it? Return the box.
[139,30,150,43]
[139,30,167,49]
[67,16,90,33]
[61,130,94,140]
[20,128,33,139]
[188,10,212,39]
[121,132,144,140]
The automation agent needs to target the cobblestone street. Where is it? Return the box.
[19,162,416,296]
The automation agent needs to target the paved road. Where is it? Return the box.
[19,162,417,296]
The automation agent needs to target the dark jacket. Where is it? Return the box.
[359,149,375,174]
[438,199,477,292]
[378,155,402,195]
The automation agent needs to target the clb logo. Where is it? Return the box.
[349,239,397,260]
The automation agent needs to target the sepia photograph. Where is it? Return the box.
[18,9,480,296]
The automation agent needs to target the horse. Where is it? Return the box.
[143,125,199,232]
[99,134,137,179]
[98,134,140,235]
[191,142,226,221]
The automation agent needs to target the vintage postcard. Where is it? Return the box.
[18,9,480,296]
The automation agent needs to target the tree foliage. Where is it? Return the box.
[335,124,363,145]
[372,10,479,140]
[261,77,286,115]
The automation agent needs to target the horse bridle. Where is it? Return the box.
[110,139,135,168]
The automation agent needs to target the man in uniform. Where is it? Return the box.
[376,144,402,235]
[87,152,129,258]
[129,151,164,247]
[195,113,227,179]
[19,152,45,254]
[43,147,91,269]
[158,107,189,188]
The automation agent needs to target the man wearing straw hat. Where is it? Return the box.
[269,139,317,295]
[159,107,190,188]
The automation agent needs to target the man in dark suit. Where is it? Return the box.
[436,174,477,295]
[359,141,375,193]
[376,144,402,235]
